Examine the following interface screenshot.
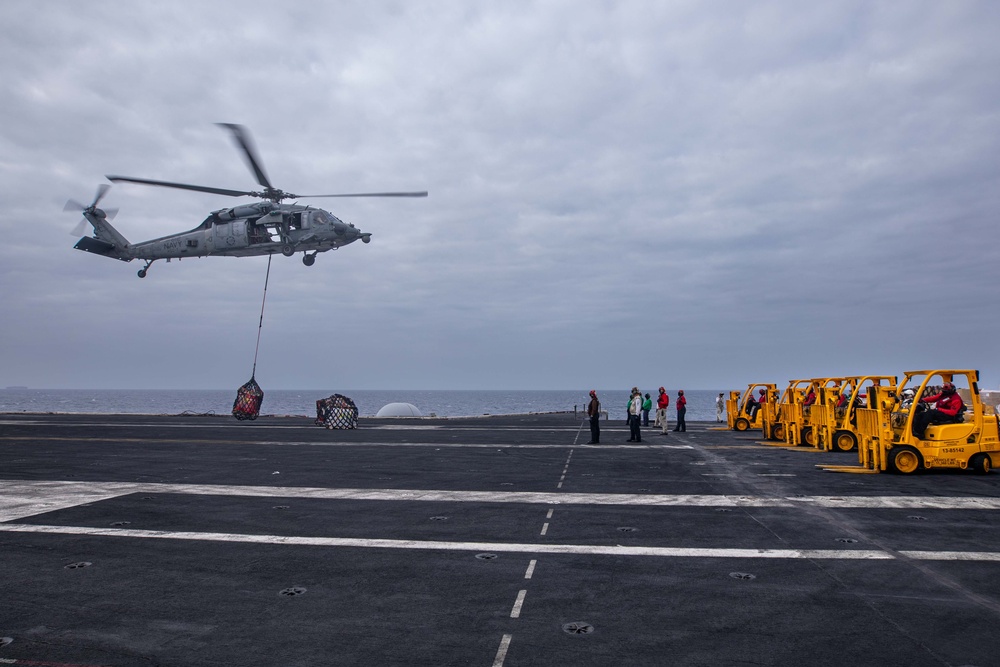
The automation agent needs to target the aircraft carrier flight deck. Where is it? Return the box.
[2,412,999,666]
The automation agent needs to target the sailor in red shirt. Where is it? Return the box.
[673,390,687,432]
[912,382,965,439]
[656,387,670,434]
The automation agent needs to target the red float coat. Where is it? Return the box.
[922,392,964,416]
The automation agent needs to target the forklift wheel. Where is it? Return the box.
[801,427,817,447]
[734,418,750,431]
[889,446,922,474]
[770,424,785,441]
[832,430,857,453]
[970,453,991,475]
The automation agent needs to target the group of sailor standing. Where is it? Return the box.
[585,387,688,444]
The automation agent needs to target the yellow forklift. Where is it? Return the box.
[820,369,1000,474]
[812,375,897,452]
[727,383,777,432]
[799,378,846,448]
[766,379,811,445]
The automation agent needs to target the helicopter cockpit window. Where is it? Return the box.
[312,211,341,226]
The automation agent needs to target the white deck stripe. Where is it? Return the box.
[900,551,1000,561]
[0,523,908,558]
[1,435,693,450]
[492,634,512,667]
[510,590,527,618]
[5,480,1000,522]
[2,523,995,561]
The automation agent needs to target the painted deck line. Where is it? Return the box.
[510,590,527,618]
[492,634,512,667]
[0,436,694,450]
[0,523,904,559]
[4,523,999,562]
[900,551,1000,561]
[5,480,1000,522]
[1,423,682,433]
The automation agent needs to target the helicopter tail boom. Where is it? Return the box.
[73,208,132,262]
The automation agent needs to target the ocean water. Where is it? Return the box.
[0,388,725,421]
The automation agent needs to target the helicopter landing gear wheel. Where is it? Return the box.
[137,260,154,278]
[303,253,316,267]
[281,244,295,257]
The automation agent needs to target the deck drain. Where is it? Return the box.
[836,538,858,543]
[64,562,92,570]
[278,587,307,597]
[617,527,638,532]
[273,505,290,510]
[638,488,649,492]
[429,516,449,521]
[110,521,131,527]
[908,516,927,521]
[476,553,498,560]
[716,508,731,512]
[562,622,595,635]
[1,637,13,647]
[729,572,756,581]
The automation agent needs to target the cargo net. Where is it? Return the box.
[232,377,264,421]
[315,394,359,429]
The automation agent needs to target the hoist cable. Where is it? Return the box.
[251,253,272,378]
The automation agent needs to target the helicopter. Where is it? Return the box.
[67,123,427,278]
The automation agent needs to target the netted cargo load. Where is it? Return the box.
[315,394,359,429]
[233,377,264,421]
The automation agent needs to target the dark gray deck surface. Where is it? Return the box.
[2,412,999,666]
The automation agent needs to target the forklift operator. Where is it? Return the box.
[746,388,766,418]
[912,382,965,439]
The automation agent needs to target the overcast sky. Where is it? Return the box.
[1,1,998,391]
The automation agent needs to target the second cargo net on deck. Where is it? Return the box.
[315,394,359,429]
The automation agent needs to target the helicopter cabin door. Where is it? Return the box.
[213,220,248,249]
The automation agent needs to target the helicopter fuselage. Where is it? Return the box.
[75,201,372,276]
[131,202,369,261]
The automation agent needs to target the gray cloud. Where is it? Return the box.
[1,0,998,392]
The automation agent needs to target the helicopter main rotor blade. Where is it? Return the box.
[106,175,253,198]
[294,191,429,198]
[216,123,273,191]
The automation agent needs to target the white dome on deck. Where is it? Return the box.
[376,402,423,417]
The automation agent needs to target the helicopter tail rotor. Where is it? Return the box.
[65,184,118,235]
